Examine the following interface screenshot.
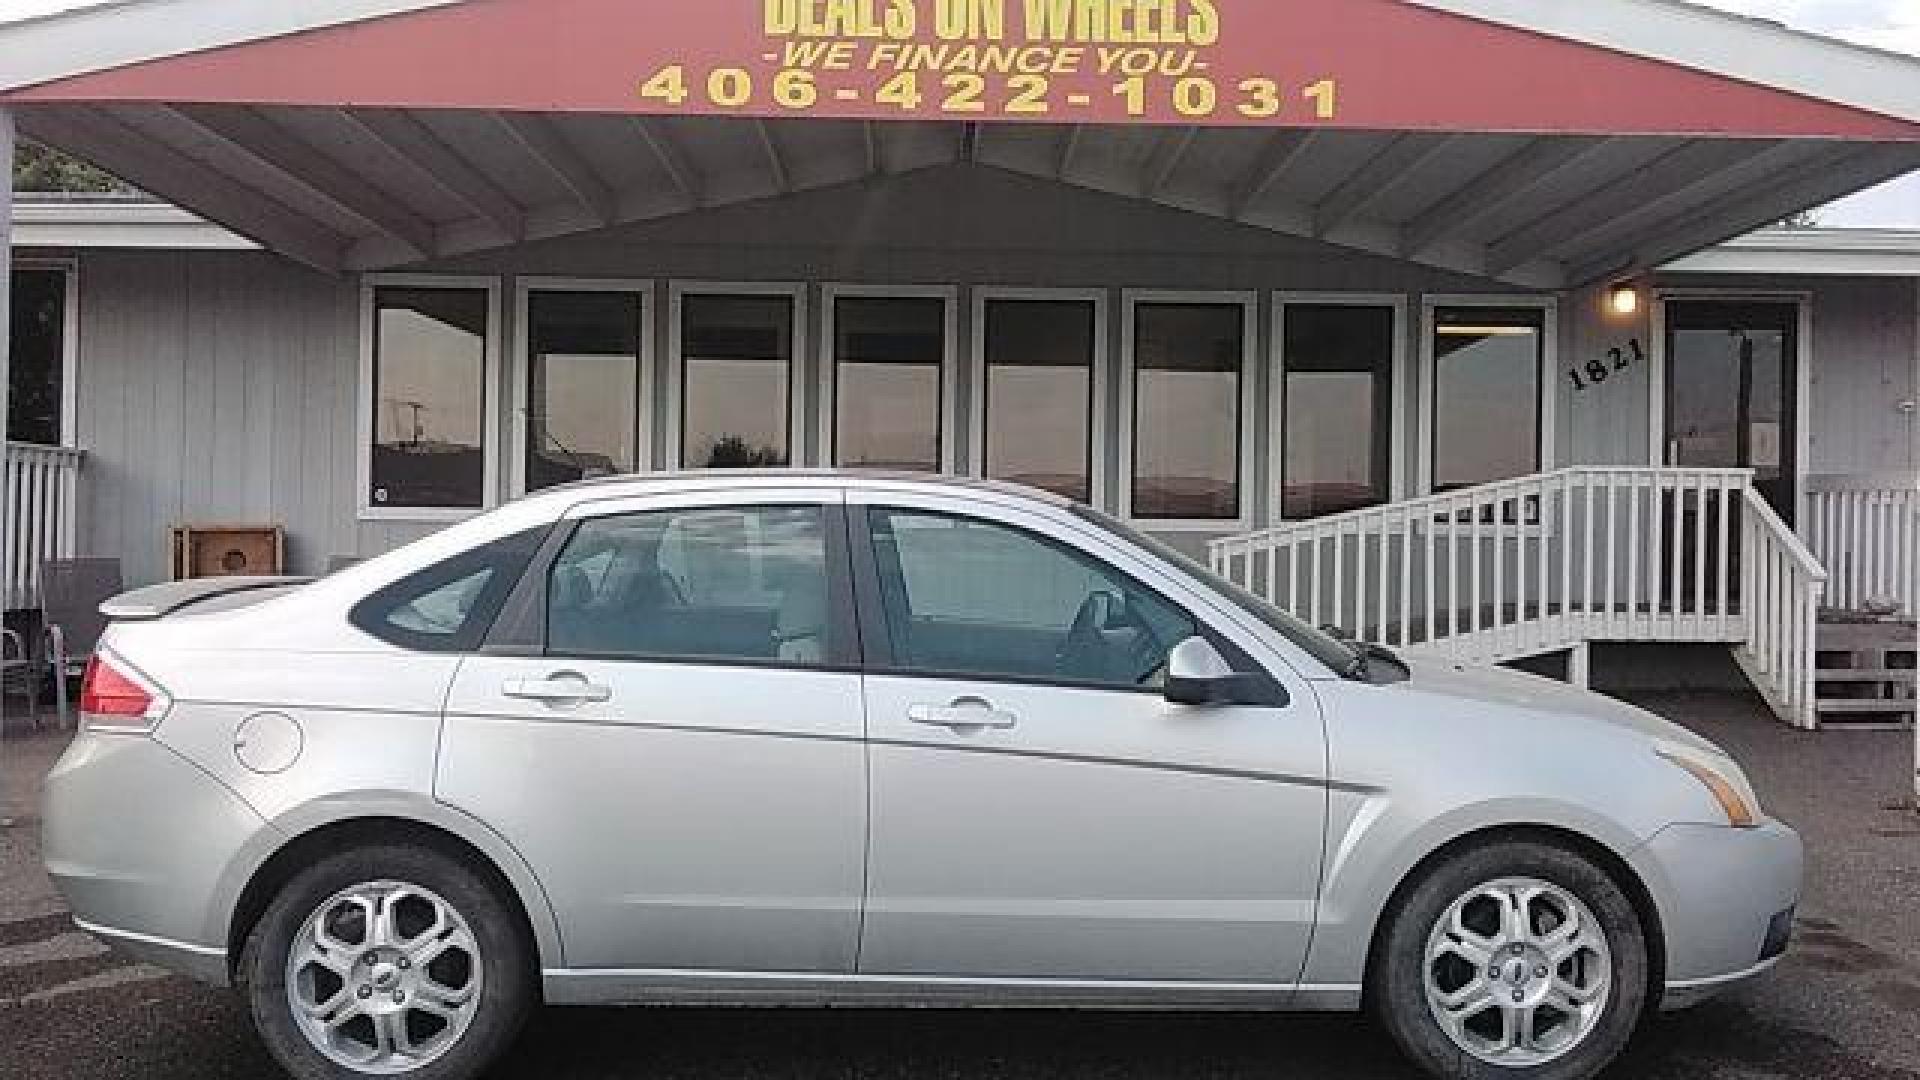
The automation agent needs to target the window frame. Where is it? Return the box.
[969,286,1111,510]
[1271,292,1410,525]
[852,502,1206,695]
[816,283,960,474]
[1417,294,1559,497]
[509,277,656,498]
[666,280,809,470]
[356,273,503,521]
[10,258,81,448]
[1118,289,1258,532]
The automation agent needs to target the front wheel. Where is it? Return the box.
[240,843,533,1079]
[1371,840,1650,1080]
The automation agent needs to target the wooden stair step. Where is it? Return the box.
[1816,699,1918,715]
[1815,669,1917,682]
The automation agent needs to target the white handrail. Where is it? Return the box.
[1803,472,1919,618]
[3,441,85,611]
[1210,466,1827,728]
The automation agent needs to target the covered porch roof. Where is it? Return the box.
[4,0,1920,287]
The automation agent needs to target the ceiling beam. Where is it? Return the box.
[496,112,617,225]
[1483,139,1782,275]
[167,104,436,259]
[1570,142,1920,284]
[1055,125,1083,179]
[342,109,524,242]
[1141,126,1198,198]
[1229,129,1317,220]
[1313,133,1453,238]
[1399,135,1615,257]
[630,115,701,208]
[863,120,883,175]
[755,119,792,193]
[23,107,345,273]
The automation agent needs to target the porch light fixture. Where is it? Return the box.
[1608,282,1641,317]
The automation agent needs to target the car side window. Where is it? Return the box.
[350,527,547,652]
[867,508,1196,689]
[547,505,837,667]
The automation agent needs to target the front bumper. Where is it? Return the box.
[1639,817,1803,1010]
[41,731,271,987]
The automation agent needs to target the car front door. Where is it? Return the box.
[438,488,867,975]
[851,493,1327,990]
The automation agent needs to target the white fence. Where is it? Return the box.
[1210,467,1828,728]
[1804,472,1920,618]
[4,442,84,611]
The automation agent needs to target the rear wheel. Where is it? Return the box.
[1371,840,1649,1080]
[240,844,533,1079]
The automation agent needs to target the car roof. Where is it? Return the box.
[542,469,1078,509]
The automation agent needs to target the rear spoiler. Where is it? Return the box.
[101,576,314,621]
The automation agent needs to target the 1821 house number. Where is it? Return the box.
[1570,338,1645,391]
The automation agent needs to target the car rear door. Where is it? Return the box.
[437,486,867,975]
[849,490,1328,991]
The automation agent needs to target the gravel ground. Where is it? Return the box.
[2,690,1917,1080]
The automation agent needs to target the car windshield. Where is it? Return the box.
[1070,504,1359,677]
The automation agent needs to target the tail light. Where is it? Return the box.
[79,650,171,734]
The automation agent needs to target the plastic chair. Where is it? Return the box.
[41,558,124,725]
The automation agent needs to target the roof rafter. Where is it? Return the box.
[1399,135,1615,257]
[1229,129,1317,220]
[496,111,617,225]
[630,115,702,208]
[1141,125,1198,198]
[1313,132,1454,238]
[167,103,437,258]
[755,118,792,193]
[342,108,525,241]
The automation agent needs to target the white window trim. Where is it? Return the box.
[509,277,656,498]
[357,273,503,522]
[1646,288,1814,525]
[1118,289,1258,533]
[969,287,1111,511]
[816,283,960,473]
[1271,292,1411,527]
[11,258,80,449]
[666,281,809,470]
[1417,294,1560,496]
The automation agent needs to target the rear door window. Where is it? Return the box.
[546,505,845,668]
[350,528,547,652]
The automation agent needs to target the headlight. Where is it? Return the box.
[1656,741,1760,828]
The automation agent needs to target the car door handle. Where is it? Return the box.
[502,673,612,706]
[908,698,1017,731]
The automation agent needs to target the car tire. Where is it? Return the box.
[1371,839,1650,1080]
[239,842,534,1080]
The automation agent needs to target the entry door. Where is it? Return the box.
[1666,300,1800,521]
[852,498,1326,987]
[437,491,867,974]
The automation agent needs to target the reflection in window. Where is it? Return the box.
[526,291,642,491]
[681,294,793,469]
[1132,302,1243,520]
[547,506,831,666]
[8,266,67,445]
[1283,305,1395,519]
[1431,307,1544,492]
[982,298,1096,502]
[369,287,490,509]
[833,296,945,472]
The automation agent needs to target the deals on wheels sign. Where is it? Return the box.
[11,0,1919,139]
[641,0,1341,126]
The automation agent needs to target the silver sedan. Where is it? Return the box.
[42,471,1800,1080]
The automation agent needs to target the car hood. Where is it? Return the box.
[1396,656,1728,759]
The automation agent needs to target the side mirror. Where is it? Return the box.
[1164,636,1288,708]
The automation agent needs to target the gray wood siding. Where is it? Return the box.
[54,168,1915,588]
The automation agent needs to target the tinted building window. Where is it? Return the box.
[1432,307,1545,492]
[681,294,793,469]
[526,290,642,491]
[982,298,1096,502]
[1283,305,1395,519]
[9,266,68,445]
[548,506,833,666]
[369,287,490,510]
[832,296,945,472]
[1132,302,1243,521]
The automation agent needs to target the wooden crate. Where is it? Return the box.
[1815,619,1917,729]
[171,525,285,580]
